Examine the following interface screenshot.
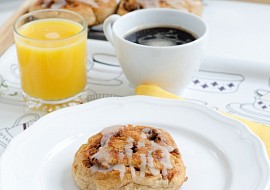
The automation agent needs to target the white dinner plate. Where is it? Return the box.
[0,96,269,190]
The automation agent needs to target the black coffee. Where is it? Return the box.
[124,26,196,46]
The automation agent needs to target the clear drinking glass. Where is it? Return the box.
[14,9,89,112]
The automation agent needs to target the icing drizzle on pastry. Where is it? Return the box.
[90,125,175,180]
[125,0,200,10]
[100,125,122,146]
[51,0,67,9]
[40,0,112,9]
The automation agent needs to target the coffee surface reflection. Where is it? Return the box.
[125,26,196,46]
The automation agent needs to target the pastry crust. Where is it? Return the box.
[28,0,118,26]
[72,124,187,190]
[28,0,203,27]
[117,0,203,16]
[86,0,118,25]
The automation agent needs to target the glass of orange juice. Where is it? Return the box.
[14,9,89,112]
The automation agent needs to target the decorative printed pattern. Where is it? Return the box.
[227,87,270,125]
[188,70,244,93]
[0,113,40,154]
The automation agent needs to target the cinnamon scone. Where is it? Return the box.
[72,124,187,190]
[28,0,118,26]
[117,0,203,16]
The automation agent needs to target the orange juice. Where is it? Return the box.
[15,18,87,100]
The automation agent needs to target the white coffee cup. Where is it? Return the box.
[103,8,207,94]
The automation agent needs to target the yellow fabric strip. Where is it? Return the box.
[135,84,270,158]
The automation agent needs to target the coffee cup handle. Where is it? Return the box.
[103,14,121,47]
